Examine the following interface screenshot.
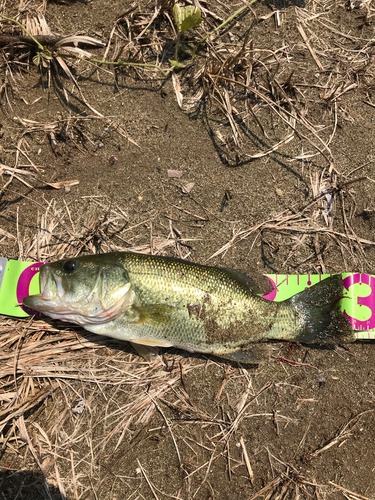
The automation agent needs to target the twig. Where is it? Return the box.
[310,410,373,458]
[147,392,181,466]
[240,437,254,484]
[137,460,160,500]
[329,482,372,500]
[0,34,105,47]
[314,233,326,273]
[297,25,324,70]
[222,382,273,441]
[0,14,45,50]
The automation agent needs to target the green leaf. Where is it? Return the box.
[169,59,185,69]
[173,4,183,31]
[32,53,41,66]
[33,50,52,67]
[180,6,201,32]
[173,4,201,33]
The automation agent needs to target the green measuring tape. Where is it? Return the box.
[0,259,43,318]
[0,258,374,339]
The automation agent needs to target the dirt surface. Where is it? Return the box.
[0,0,375,498]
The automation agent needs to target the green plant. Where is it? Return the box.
[191,2,256,60]
[169,4,202,69]
[0,14,168,76]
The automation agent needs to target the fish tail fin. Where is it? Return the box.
[286,274,356,344]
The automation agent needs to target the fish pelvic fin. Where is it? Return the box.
[288,274,355,344]
[129,338,173,347]
[129,342,161,360]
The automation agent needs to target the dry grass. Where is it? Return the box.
[0,199,368,499]
[1,198,373,498]
[1,0,375,498]
[2,0,374,167]
[1,0,374,274]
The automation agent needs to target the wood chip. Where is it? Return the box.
[168,170,185,178]
[46,179,79,189]
[181,182,195,194]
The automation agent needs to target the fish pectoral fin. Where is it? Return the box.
[129,338,173,347]
[134,304,174,327]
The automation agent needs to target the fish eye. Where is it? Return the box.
[63,260,76,273]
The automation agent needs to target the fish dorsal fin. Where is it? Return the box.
[223,268,274,295]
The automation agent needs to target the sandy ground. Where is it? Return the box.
[0,0,375,498]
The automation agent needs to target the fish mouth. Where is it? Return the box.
[23,292,48,311]
[23,292,131,325]
[23,265,67,314]
[22,288,98,325]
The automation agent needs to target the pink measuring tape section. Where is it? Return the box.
[16,262,44,316]
[262,272,375,338]
[342,274,375,331]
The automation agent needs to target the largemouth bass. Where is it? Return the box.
[23,252,355,362]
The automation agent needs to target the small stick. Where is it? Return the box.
[137,460,160,500]
[0,34,106,47]
[17,416,44,471]
[179,361,187,391]
[314,233,326,274]
[240,437,254,484]
[297,25,324,70]
[192,450,216,498]
[147,392,181,466]
[226,441,232,481]
[329,482,372,500]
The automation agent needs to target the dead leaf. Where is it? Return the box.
[46,179,79,190]
[181,182,195,194]
[108,155,118,166]
[172,73,183,108]
[0,228,16,240]
[71,398,86,414]
[168,170,185,178]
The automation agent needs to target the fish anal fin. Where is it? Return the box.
[213,344,271,364]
